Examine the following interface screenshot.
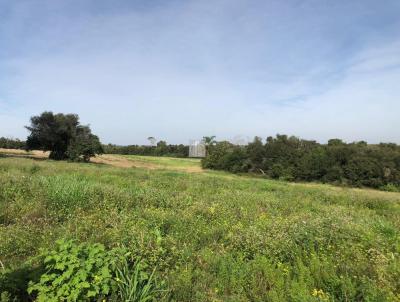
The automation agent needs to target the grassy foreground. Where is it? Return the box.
[0,156,399,301]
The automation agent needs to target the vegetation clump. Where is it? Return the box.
[25,111,103,162]
[0,157,399,301]
[26,240,161,302]
[0,137,25,150]
[202,135,400,190]
[104,141,189,158]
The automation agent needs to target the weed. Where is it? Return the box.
[0,157,399,301]
[115,258,165,302]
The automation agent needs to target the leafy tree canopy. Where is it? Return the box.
[202,136,216,146]
[25,111,103,161]
[202,134,400,190]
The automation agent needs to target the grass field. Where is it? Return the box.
[124,155,203,170]
[0,149,203,172]
[1,155,400,301]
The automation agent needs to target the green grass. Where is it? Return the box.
[0,157,399,301]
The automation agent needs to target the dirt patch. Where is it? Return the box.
[0,148,49,158]
[174,165,203,173]
[0,149,203,173]
[91,154,159,169]
[92,154,203,173]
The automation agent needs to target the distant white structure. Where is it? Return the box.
[189,140,206,158]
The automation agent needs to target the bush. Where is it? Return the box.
[380,183,400,192]
[202,135,400,190]
[0,265,43,302]
[28,240,121,301]
[27,240,162,302]
[201,141,235,170]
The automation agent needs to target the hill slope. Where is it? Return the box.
[0,157,399,301]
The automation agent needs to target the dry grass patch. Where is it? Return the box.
[0,149,203,172]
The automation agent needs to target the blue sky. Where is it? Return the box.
[1,0,399,144]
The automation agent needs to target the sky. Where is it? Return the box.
[0,0,400,145]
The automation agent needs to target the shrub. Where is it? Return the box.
[27,240,122,301]
[201,141,236,170]
[0,291,17,302]
[27,240,163,302]
[200,142,250,173]
[380,183,400,192]
[0,265,44,301]
[202,135,400,190]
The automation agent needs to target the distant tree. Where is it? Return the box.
[147,137,157,146]
[202,136,216,155]
[247,136,265,173]
[102,142,189,158]
[328,139,344,146]
[155,140,168,155]
[202,136,216,146]
[201,141,232,170]
[202,133,400,190]
[0,137,25,149]
[25,111,102,162]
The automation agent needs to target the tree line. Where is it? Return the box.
[1,112,190,161]
[0,136,190,158]
[202,135,400,190]
[103,142,189,157]
[2,112,400,191]
[0,137,26,149]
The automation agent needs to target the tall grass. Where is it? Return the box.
[0,157,399,301]
[115,258,163,302]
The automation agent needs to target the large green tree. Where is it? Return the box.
[25,112,103,161]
